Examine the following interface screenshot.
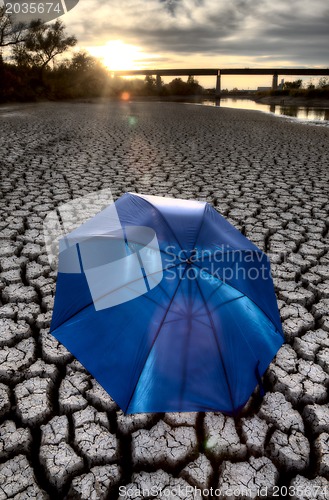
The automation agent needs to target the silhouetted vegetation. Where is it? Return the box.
[0,8,79,101]
[283,79,303,90]
[257,78,329,100]
[0,5,28,47]
[13,19,77,84]
[0,8,207,102]
[166,76,203,96]
[1,53,207,101]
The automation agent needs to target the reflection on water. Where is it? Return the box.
[201,98,329,123]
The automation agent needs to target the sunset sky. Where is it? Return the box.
[54,0,329,88]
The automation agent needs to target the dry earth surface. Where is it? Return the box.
[0,101,329,499]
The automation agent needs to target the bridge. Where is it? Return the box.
[114,68,329,96]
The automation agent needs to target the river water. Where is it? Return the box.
[199,98,329,124]
[1,99,329,124]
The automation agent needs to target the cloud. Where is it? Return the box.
[64,0,329,67]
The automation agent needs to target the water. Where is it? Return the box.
[200,98,329,123]
[1,99,329,124]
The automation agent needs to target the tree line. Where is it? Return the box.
[0,8,206,102]
[262,78,329,100]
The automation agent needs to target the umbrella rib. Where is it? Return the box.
[193,291,245,318]
[190,203,207,251]
[211,295,245,313]
[193,281,224,314]
[193,318,214,328]
[51,262,183,332]
[132,196,188,259]
[179,273,193,410]
[121,237,183,261]
[192,262,283,338]
[195,275,236,415]
[67,234,182,262]
[124,264,188,413]
[90,263,182,308]
[127,279,186,316]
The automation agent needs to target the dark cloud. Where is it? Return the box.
[159,0,181,16]
[67,0,329,67]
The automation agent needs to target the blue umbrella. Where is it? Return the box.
[50,193,284,415]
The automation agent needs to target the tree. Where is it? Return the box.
[144,75,157,95]
[70,51,97,73]
[166,77,203,96]
[13,19,77,79]
[317,77,329,89]
[166,77,187,95]
[0,6,28,48]
[283,79,302,90]
[187,75,195,86]
[186,75,203,94]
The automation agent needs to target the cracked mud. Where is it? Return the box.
[0,101,329,498]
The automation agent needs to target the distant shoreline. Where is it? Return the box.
[1,94,329,109]
[73,95,329,108]
[252,95,329,108]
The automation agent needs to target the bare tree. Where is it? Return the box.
[0,6,27,48]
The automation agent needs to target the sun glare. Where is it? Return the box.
[88,41,142,71]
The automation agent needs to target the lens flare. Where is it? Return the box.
[121,91,130,101]
[128,116,137,126]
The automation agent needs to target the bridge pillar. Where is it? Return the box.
[215,70,221,98]
[272,73,278,90]
[156,74,162,92]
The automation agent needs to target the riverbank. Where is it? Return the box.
[2,93,329,109]
[254,94,329,108]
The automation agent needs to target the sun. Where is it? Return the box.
[88,41,142,71]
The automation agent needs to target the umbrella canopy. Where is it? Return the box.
[50,192,284,415]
